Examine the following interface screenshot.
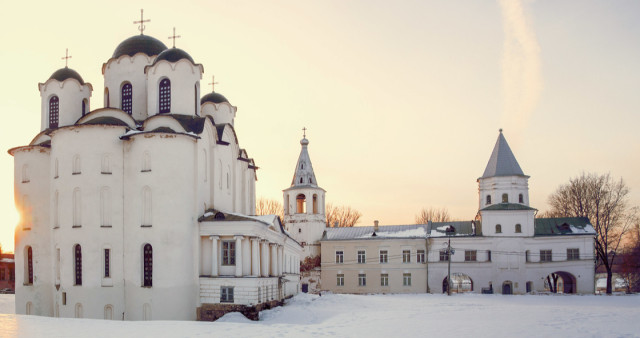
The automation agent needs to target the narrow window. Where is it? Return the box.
[312,194,318,214]
[104,249,111,278]
[121,83,132,114]
[515,224,522,233]
[379,250,388,263]
[143,244,152,287]
[519,194,524,203]
[101,187,111,227]
[337,274,344,286]
[299,177,303,184]
[101,154,111,174]
[487,250,492,262]
[358,273,366,286]
[21,164,29,183]
[525,250,530,262]
[486,195,491,205]
[502,193,508,203]
[49,96,59,128]
[439,250,449,261]
[335,251,343,264]
[381,273,389,286]
[567,248,579,261]
[142,152,151,172]
[526,281,533,293]
[194,83,199,115]
[54,158,59,178]
[73,188,81,227]
[75,303,83,318]
[403,273,412,286]
[357,250,366,264]
[55,248,60,284]
[296,194,306,213]
[104,88,110,107]
[82,99,88,116]
[220,286,234,303]
[222,241,236,265]
[402,250,411,263]
[417,250,425,263]
[72,155,81,174]
[74,244,82,285]
[495,224,502,233]
[142,187,151,226]
[159,78,171,114]
[465,250,477,261]
[540,249,552,262]
[26,246,33,284]
[104,305,113,320]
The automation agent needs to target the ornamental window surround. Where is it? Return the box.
[222,241,236,265]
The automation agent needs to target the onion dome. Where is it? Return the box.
[112,35,168,58]
[48,67,85,84]
[201,92,229,104]
[151,47,195,66]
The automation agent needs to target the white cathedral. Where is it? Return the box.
[10,28,303,320]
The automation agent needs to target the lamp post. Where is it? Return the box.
[446,225,455,296]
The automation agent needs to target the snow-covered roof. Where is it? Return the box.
[534,217,595,236]
[324,224,428,241]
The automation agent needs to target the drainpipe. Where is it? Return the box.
[426,221,431,293]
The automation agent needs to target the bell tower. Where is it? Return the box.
[283,130,326,259]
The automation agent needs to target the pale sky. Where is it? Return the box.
[1,0,639,252]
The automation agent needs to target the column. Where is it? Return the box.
[261,240,269,277]
[276,245,282,276]
[235,235,243,277]
[210,236,219,277]
[251,237,260,277]
[270,244,277,276]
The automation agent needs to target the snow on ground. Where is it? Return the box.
[1,293,639,337]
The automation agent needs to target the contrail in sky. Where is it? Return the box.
[499,0,542,136]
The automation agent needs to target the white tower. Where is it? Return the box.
[478,129,535,237]
[283,132,326,259]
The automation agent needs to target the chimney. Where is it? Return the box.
[374,220,379,232]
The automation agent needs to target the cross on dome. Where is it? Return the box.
[208,75,219,92]
[168,27,181,48]
[133,9,150,35]
[302,127,307,138]
[61,48,72,68]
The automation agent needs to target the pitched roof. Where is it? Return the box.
[534,217,596,236]
[323,224,428,241]
[428,221,478,237]
[481,130,525,178]
[481,203,537,211]
[289,137,319,188]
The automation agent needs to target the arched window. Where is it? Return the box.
[75,303,83,318]
[519,193,524,203]
[159,78,171,114]
[525,250,530,262]
[72,155,81,174]
[81,99,87,116]
[285,194,290,215]
[142,187,152,226]
[502,193,508,203]
[300,177,303,184]
[54,158,59,178]
[25,246,33,285]
[54,191,59,228]
[74,244,82,285]
[495,224,502,233]
[313,194,318,214]
[73,188,81,227]
[142,151,151,172]
[104,305,113,320]
[22,195,31,229]
[121,83,132,114]
[49,96,59,128]
[515,224,522,233]
[194,83,199,115]
[21,164,29,183]
[101,187,111,227]
[26,302,32,315]
[296,194,306,213]
[143,244,152,287]
[486,195,491,205]
[101,154,111,174]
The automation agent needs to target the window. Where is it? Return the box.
[417,250,425,263]
[502,193,508,203]
[465,250,477,262]
[222,241,236,265]
[312,194,318,214]
[540,250,552,262]
[74,244,82,285]
[358,273,366,286]
[495,224,502,233]
[100,187,111,227]
[72,155,81,174]
[296,194,306,213]
[105,88,110,107]
[381,273,389,286]
[194,83,199,115]
[526,281,533,293]
[337,274,344,286]
[335,251,343,264]
[121,83,132,114]
[82,99,88,116]
[379,250,388,263]
[486,195,491,205]
[26,246,33,284]
[519,194,524,203]
[159,78,171,114]
[357,250,366,264]
[439,250,449,261]
[104,249,110,278]
[487,250,492,262]
[143,244,152,287]
[142,152,151,172]
[21,164,29,183]
[567,248,580,261]
[515,224,522,233]
[220,286,234,303]
[142,186,151,226]
[402,250,411,263]
[73,188,81,227]
[403,273,412,286]
[54,158,59,178]
[525,250,530,262]
[49,96,59,128]
[101,154,111,174]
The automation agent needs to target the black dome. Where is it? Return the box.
[112,35,168,59]
[201,92,229,104]
[151,48,195,66]
[49,67,84,84]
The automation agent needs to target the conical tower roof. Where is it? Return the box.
[290,136,318,188]
[481,129,525,178]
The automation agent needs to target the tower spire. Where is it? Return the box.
[481,129,525,178]
[291,131,318,187]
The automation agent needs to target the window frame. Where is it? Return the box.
[121,82,133,114]
[222,241,236,266]
[540,249,552,262]
[379,250,388,263]
[220,286,234,303]
[49,95,59,128]
[417,249,425,263]
[403,273,412,286]
[143,244,153,287]
[336,274,344,286]
[357,250,366,264]
[381,273,389,286]
[567,248,580,261]
[464,250,477,262]
[158,78,171,114]
[335,250,344,264]
[358,273,366,286]
[402,250,411,263]
[74,244,82,285]
[439,249,449,262]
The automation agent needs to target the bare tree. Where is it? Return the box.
[415,207,452,224]
[326,203,362,227]
[255,197,284,221]
[619,226,640,293]
[546,173,639,294]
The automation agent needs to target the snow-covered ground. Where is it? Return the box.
[1,293,639,337]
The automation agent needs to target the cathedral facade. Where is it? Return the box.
[10,31,301,320]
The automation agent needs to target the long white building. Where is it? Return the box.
[10,29,301,321]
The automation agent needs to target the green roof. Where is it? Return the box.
[481,203,537,211]
[534,217,595,236]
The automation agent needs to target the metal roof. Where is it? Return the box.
[534,217,595,236]
[481,130,525,178]
[481,203,537,211]
[323,224,428,241]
